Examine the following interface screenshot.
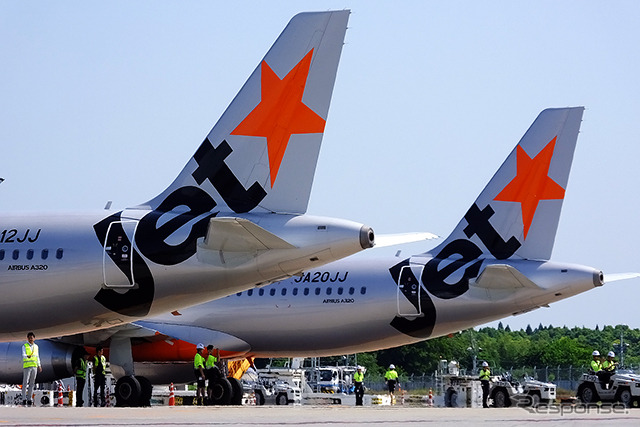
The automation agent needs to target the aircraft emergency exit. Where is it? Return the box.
[0,10,382,341]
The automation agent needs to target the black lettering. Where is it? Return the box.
[463,204,521,259]
[338,272,348,282]
[4,229,17,243]
[423,239,483,299]
[301,272,311,283]
[321,272,330,282]
[192,139,267,213]
[27,229,41,243]
[312,272,321,282]
[16,229,29,243]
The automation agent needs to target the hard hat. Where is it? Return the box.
[608,351,615,357]
[389,364,395,369]
[196,343,205,350]
[357,366,363,370]
[592,350,600,356]
[482,361,489,367]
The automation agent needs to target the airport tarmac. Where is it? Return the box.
[1,405,640,427]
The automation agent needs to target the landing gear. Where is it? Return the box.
[114,375,153,407]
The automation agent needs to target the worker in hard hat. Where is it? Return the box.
[599,351,618,389]
[384,364,399,404]
[590,350,602,373]
[479,361,491,408]
[353,366,365,406]
[194,343,207,405]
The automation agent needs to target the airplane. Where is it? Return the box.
[3,107,636,407]
[0,10,386,342]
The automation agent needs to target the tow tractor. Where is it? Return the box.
[490,373,556,407]
[576,370,640,407]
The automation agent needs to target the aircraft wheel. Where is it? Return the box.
[275,392,289,405]
[493,388,509,408]
[115,375,141,407]
[136,376,153,407]
[227,377,243,405]
[209,377,232,405]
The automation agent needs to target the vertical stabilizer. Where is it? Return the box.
[142,11,350,214]
[430,107,584,261]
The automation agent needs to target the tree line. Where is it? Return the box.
[353,324,639,379]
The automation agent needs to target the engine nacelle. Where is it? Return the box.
[0,340,80,383]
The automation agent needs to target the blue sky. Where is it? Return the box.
[1,1,639,331]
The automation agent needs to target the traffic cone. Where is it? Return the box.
[168,383,175,406]
[57,384,64,407]
[428,388,434,407]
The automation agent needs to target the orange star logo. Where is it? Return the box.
[493,137,565,239]
[231,49,325,187]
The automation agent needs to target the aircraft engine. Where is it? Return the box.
[0,340,81,383]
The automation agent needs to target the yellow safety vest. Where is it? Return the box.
[94,355,107,375]
[205,355,217,369]
[23,343,39,368]
[354,372,364,382]
[479,368,491,381]
[591,359,601,372]
[76,359,87,379]
[194,353,205,370]
[385,370,398,381]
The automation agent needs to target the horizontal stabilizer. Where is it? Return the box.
[200,217,296,252]
[375,232,439,248]
[604,272,640,283]
[475,264,541,290]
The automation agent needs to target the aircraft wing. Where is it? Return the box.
[374,232,438,248]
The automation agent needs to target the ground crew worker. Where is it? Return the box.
[384,364,399,403]
[93,346,107,407]
[590,350,602,373]
[74,350,90,407]
[22,332,42,406]
[479,361,491,408]
[353,366,365,406]
[599,351,618,389]
[194,343,207,405]
[205,345,220,402]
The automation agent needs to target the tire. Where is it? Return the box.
[115,376,141,407]
[578,383,598,404]
[136,376,153,407]
[275,392,289,405]
[493,388,509,408]
[254,390,265,406]
[445,389,458,407]
[529,392,540,408]
[618,388,633,407]
[227,377,243,406]
[209,377,232,405]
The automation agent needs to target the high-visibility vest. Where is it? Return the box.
[591,359,602,372]
[23,343,39,368]
[205,355,217,369]
[194,353,205,370]
[94,355,107,375]
[384,369,398,381]
[602,360,616,372]
[479,368,491,381]
[76,359,87,379]
[354,371,364,382]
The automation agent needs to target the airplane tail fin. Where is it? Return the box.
[140,11,350,214]
[429,107,584,261]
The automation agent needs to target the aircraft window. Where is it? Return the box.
[270,288,276,296]
[247,289,253,297]
[12,250,19,260]
[315,288,321,295]
[348,287,355,295]
[41,249,48,260]
[236,292,242,296]
[292,288,298,296]
[337,287,343,295]
[326,287,332,295]
[281,288,287,296]
[26,249,34,260]
[56,248,64,259]
[360,287,367,295]
[303,288,309,296]
[259,289,265,296]
[0,249,4,260]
